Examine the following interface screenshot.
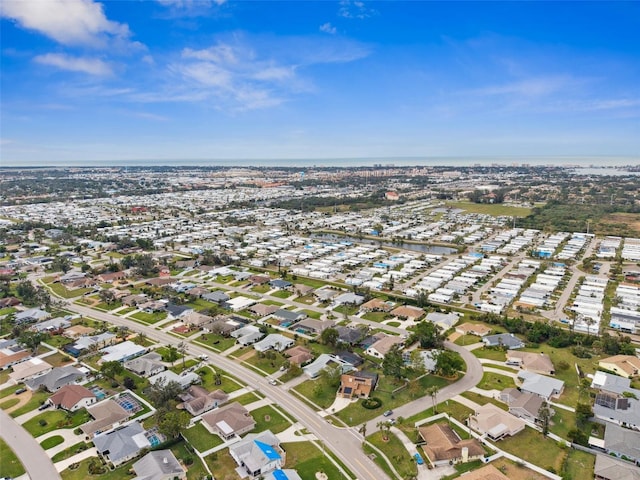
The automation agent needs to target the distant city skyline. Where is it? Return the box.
[1,1,639,165]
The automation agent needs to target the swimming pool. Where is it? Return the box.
[90,386,106,400]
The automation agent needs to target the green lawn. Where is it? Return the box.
[454,334,484,346]
[48,283,94,298]
[249,405,291,434]
[251,284,272,293]
[156,345,184,362]
[130,310,167,324]
[203,448,242,480]
[243,350,289,375]
[498,427,567,473]
[95,301,123,311]
[0,397,20,409]
[261,299,285,306]
[563,449,595,480]
[362,311,391,322]
[477,371,516,391]
[404,400,474,425]
[365,431,417,480]
[460,391,508,410]
[116,306,137,315]
[271,290,293,299]
[302,309,322,319]
[445,201,532,217]
[51,442,91,462]
[170,359,199,374]
[336,375,451,426]
[295,295,316,304]
[472,347,507,361]
[0,437,25,479]
[196,367,244,393]
[549,406,576,440]
[44,335,74,349]
[181,421,223,452]
[185,298,217,311]
[195,334,237,352]
[40,435,65,449]
[43,351,75,367]
[9,390,50,417]
[23,409,91,437]
[333,304,360,316]
[293,379,337,409]
[283,441,351,480]
[231,392,262,405]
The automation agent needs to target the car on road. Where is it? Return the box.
[383,409,393,417]
[414,453,424,465]
[268,378,277,385]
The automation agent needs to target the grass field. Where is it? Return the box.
[48,283,94,298]
[203,448,242,480]
[249,405,291,434]
[498,427,567,473]
[9,390,50,417]
[23,409,91,437]
[365,431,417,479]
[40,435,65,449]
[0,437,25,479]
[283,441,351,479]
[51,442,90,462]
[181,421,223,452]
[130,310,167,324]
[445,201,532,217]
[477,372,516,391]
[563,449,595,480]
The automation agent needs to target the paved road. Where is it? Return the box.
[67,302,387,480]
[0,409,62,480]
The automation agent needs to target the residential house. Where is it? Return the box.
[33,317,71,333]
[469,403,526,441]
[303,354,354,379]
[336,326,367,346]
[365,334,404,359]
[202,290,231,304]
[284,346,313,366]
[181,311,213,328]
[599,423,640,463]
[293,318,335,336]
[249,304,279,317]
[506,351,555,375]
[425,312,459,330]
[594,455,640,480]
[100,341,147,364]
[500,388,549,424]
[165,303,193,320]
[455,464,509,480]
[314,288,339,303]
[482,333,525,349]
[148,370,200,390]
[132,450,186,480]
[67,332,116,357]
[293,284,314,296]
[335,351,364,368]
[248,275,271,285]
[25,365,86,392]
[186,286,210,298]
[81,399,130,438]
[391,305,426,321]
[202,315,248,336]
[231,325,265,346]
[122,294,147,307]
[269,279,292,290]
[48,384,97,411]
[201,402,256,440]
[455,323,492,337]
[517,371,564,400]
[338,372,378,399]
[9,358,53,383]
[333,292,365,306]
[94,421,151,467]
[229,430,285,478]
[178,385,229,416]
[254,334,294,353]
[15,308,50,324]
[0,297,21,308]
[418,423,484,466]
[360,298,394,313]
[96,271,127,284]
[0,339,31,370]
[124,351,165,377]
[271,309,307,325]
[592,372,640,429]
[599,355,640,378]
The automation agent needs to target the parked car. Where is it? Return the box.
[14,387,26,395]
[38,403,51,411]
[383,409,393,417]
[414,453,424,465]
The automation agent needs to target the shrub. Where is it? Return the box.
[361,397,382,410]
[39,419,47,427]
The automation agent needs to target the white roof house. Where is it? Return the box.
[518,371,564,400]
[253,334,294,353]
[100,341,147,364]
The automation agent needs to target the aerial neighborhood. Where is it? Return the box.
[0,164,640,480]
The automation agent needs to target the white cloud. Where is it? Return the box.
[319,22,337,34]
[1,0,132,48]
[34,53,112,76]
[157,0,226,7]
[471,76,573,98]
[338,0,376,19]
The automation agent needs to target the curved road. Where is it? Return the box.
[0,409,62,480]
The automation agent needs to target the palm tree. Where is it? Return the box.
[177,342,187,369]
[427,386,440,413]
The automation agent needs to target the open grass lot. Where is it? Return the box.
[170,358,199,373]
[365,431,417,479]
[40,434,65,449]
[196,367,244,393]
[295,294,316,304]
[489,457,550,480]
[454,334,484,346]
[156,345,184,362]
[336,375,451,426]
[549,406,576,440]
[181,421,223,452]
[0,397,20,409]
[249,405,291,434]
[498,427,567,473]
[472,347,507,361]
[0,437,25,479]
[23,409,91,437]
[172,440,210,480]
[293,378,338,410]
[445,201,532,217]
[232,391,262,405]
[283,441,351,480]
[116,306,137,315]
[477,371,516,391]
[44,335,74,349]
[185,298,217,311]
[302,308,322,319]
[460,391,508,410]
[251,283,272,293]
[130,310,168,324]
[261,299,285,307]
[204,448,242,480]
[48,283,94,298]
[333,304,360,316]
[43,351,75,367]
[362,311,391,322]
[9,390,49,417]
[95,301,123,311]
[404,400,474,426]
[271,289,293,299]
[243,350,289,374]
[563,449,595,480]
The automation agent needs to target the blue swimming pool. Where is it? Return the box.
[90,386,106,400]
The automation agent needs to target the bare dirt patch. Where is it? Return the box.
[3,390,33,414]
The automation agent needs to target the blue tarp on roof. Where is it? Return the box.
[255,440,281,461]
[272,471,288,480]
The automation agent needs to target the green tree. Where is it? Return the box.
[538,402,552,436]
[165,345,179,365]
[157,410,190,439]
[410,321,443,349]
[434,350,464,377]
[19,331,46,353]
[382,344,405,380]
[100,361,124,381]
[426,386,440,413]
[147,377,183,411]
[320,327,339,347]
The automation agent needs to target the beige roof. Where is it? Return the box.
[455,464,509,480]
[63,325,96,338]
[419,423,484,462]
[81,399,129,436]
[201,401,255,434]
[361,298,394,312]
[368,335,403,356]
[469,403,525,438]
[9,358,53,382]
[391,305,425,319]
[507,351,555,374]
[600,355,640,377]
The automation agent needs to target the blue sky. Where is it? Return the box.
[1,0,639,165]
